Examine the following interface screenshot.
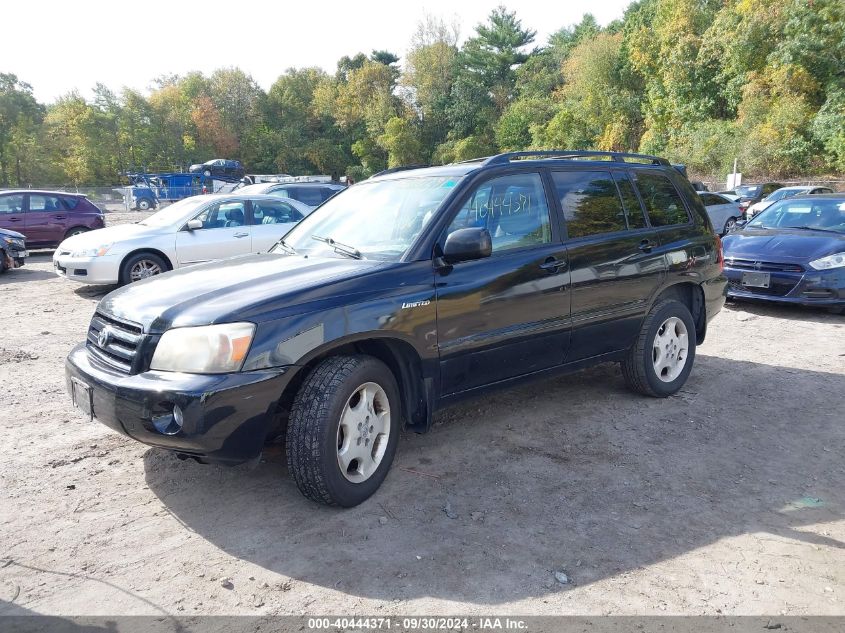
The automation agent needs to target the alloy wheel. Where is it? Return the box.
[129,259,163,282]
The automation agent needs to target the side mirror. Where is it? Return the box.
[186,219,203,231]
[443,227,492,264]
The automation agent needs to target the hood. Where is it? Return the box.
[0,227,25,240]
[99,253,390,332]
[59,223,164,250]
[723,228,845,263]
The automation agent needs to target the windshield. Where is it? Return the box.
[139,196,208,227]
[735,185,761,198]
[275,175,461,261]
[765,188,805,202]
[232,183,271,195]
[748,199,845,233]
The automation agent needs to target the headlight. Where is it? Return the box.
[808,252,845,270]
[71,243,113,257]
[150,323,255,373]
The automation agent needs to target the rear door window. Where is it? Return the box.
[29,194,65,212]
[614,172,646,229]
[551,170,627,238]
[291,187,325,206]
[634,173,691,227]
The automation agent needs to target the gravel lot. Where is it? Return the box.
[1,210,843,616]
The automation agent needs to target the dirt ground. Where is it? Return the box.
[1,210,843,617]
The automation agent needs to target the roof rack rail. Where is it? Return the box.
[371,164,430,177]
[482,150,671,167]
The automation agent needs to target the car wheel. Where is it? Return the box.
[120,252,168,284]
[287,355,400,507]
[723,217,737,234]
[0,249,8,274]
[137,198,152,211]
[64,226,89,239]
[203,169,212,178]
[621,299,697,397]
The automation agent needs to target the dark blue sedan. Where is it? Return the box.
[722,194,845,313]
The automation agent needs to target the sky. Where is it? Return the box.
[5,0,633,103]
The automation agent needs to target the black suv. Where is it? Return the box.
[65,151,727,506]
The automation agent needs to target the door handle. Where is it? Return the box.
[540,257,567,273]
[54,215,67,220]
[234,232,249,238]
[638,239,653,253]
[9,217,21,222]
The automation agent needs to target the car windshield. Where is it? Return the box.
[765,188,803,202]
[748,199,845,233]
[232,183,271,195]
[274,175,461,261]
[735,185,761,197]
[138,197,208,227]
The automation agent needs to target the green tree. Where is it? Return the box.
[0,74,45,186]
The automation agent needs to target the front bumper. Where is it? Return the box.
[725,265,845,307]
[65,343,293,464]
[53,252,121,284]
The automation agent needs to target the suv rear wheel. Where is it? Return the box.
[621,299,697,397]
[287,355,400,506]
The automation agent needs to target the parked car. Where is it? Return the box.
[0,227,27,273]
[53,193,313,285]
[0,190,105,248]
[188,159,245,181]
[723,194,845,313]
[699,192,745,234]
[746,185,834,218]
[235,182,346,207]
[65,150,726,507]
[735,182,783,216]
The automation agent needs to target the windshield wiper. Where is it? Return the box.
[785,225,841,234]
[311,235,363,259]
[273,238,297,255]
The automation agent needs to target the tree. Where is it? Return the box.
[401,14,460,154]
[0,74,44,186]
[458,6,536,114]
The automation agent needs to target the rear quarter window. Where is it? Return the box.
[60,196,80,209]
[634,173,691,227]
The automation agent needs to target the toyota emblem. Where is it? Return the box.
[98,326,112,348]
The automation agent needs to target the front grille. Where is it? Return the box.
[724,258,804,273]
[86,312,144,374]
[728,279,798,297]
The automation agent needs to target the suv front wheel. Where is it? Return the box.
[287,355,400,506]
[621,299,697,397]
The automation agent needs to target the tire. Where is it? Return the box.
[137,198,152,211]
[0,249,8,274]
[286,355,400,507]
[203,169,212,178]
[119,252,168,285]
[64,226,89,239]
[723,217,737,234]
[621,299,697,398]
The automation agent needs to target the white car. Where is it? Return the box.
[53,193,314,285]
[746,186,833,218]
[698,192,745,234]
